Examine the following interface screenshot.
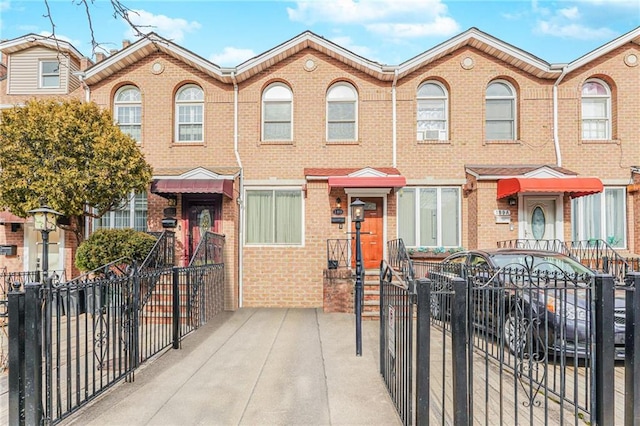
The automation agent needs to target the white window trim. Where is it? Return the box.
[243,186,305,247]
[326,82,358,141]
[39,59,60,89]
[485,79,517,141]
[114,85,142,143]
[93,191,148,232]
[175,84,204,143]
[572,187,626,248]
[581,78,611,140]
[398,187,461,248]
[417,81,448,141]
[261,83,293,141]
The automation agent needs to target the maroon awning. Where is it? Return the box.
[151,179,234,198]
[497,177,603,199]
[327,176,406,188]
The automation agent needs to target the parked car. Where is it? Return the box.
[428,248,626,360]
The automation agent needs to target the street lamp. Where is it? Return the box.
[351,198,365,356]
[28,205,62,282]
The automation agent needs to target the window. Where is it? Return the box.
[245,189,303,245]
[114,85,142,142]
[485,80,516,140]
[397,187,460,247]
[175,84,204,142]
[572,188,625,248]
[40,60,60,88]
[94,192,148,232]
[417,82,448,140]
[581,79,611,140]
[327,82,357,141]
[262,83,292,141]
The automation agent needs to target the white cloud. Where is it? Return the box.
[0,1,10,12]
[535,21,617,40]
[580,0,639,7]
[288,0,449,25]
[125,9,201,42]
[329,36,374,59]
[558,7,580,20]
[366,17,460,38]
[209,47,256,66]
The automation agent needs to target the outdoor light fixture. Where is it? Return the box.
[508,197,517,206]
[335,197,342,209]
[350,198,366,356]
[28,205,62,281]
[350,198,365,222]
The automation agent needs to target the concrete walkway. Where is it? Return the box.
[61,308,401,426]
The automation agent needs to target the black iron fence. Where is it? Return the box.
[326,239,350,269]
[7,259,225,425]
[141,231,175,270]
[380,240,640,425]
[189,231,225,266]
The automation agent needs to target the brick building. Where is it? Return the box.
[1,27,639,310]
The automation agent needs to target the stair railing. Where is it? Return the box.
[140,231,175,270]
[189,232,225,266]
[326,239,350,269]
[497,239,573,257]
[387,239,415,283]
[567,239,633,283]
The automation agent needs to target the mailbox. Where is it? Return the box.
[0,245,17,256]
[161,218,178,228]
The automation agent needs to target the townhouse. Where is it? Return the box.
[1,27,639,310]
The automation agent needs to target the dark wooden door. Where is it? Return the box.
[352,197,383,269]
[185,201,218,264]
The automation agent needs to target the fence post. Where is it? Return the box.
[172,267,180,349]
[594,274,615,426]
[416,278,431,426]
[8,283,25,426]
[24,282,43,426]
[625,272,640,426]
[451,277,469,426]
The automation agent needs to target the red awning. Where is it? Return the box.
[0,210,26,223]
[328,176,406,188]
[497,177,603,199]
[151,179,234,198]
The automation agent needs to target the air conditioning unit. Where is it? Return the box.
[420,130,447,141]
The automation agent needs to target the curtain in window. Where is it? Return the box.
[397,189,416,246]
[275,191,301,243]
[581,193,601,241]
[441,188,459,246]
[327,102,355,139]
[419,189,437,246]
[605,189,624,247]
[264,102,292,140]
[246,191,273,244]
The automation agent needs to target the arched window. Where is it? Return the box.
[175,84,204,142]
[114,85,141,142]
[262,83,292,141]
[485,80,516,140]
[326,82,357,141]
[417,81,448,140]
[581,79,611,140]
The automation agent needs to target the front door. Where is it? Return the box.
[185,199,219,264]
[25,224,64,277]
[352,197,383,269]
[523,198,556,240]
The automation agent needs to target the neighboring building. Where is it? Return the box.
[1,28,639,310]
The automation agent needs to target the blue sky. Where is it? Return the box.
[1,0,638,66]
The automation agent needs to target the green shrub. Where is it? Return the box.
[75,228,157,272]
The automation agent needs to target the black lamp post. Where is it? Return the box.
[351,198,365,356]
[28,205,61,282]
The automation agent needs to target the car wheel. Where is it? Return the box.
[502,310,543,359]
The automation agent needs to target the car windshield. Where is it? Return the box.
[489,253,594,276]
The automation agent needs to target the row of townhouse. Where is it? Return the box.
[1,27,639,310]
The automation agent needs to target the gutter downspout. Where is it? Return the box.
[232,71,245,308]
[553,66,568,167]
[392,69,398,168]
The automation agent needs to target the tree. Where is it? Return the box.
[0,98,153,244]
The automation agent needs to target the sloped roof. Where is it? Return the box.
[83,33,230,85]
[304,167,402,178]
[0,33,85,61]
[565,26,640,73]
[396,27,560,80]
[465,164,577,178]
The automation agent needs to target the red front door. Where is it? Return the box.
[352,197,383,270]
[184,197,220,264]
